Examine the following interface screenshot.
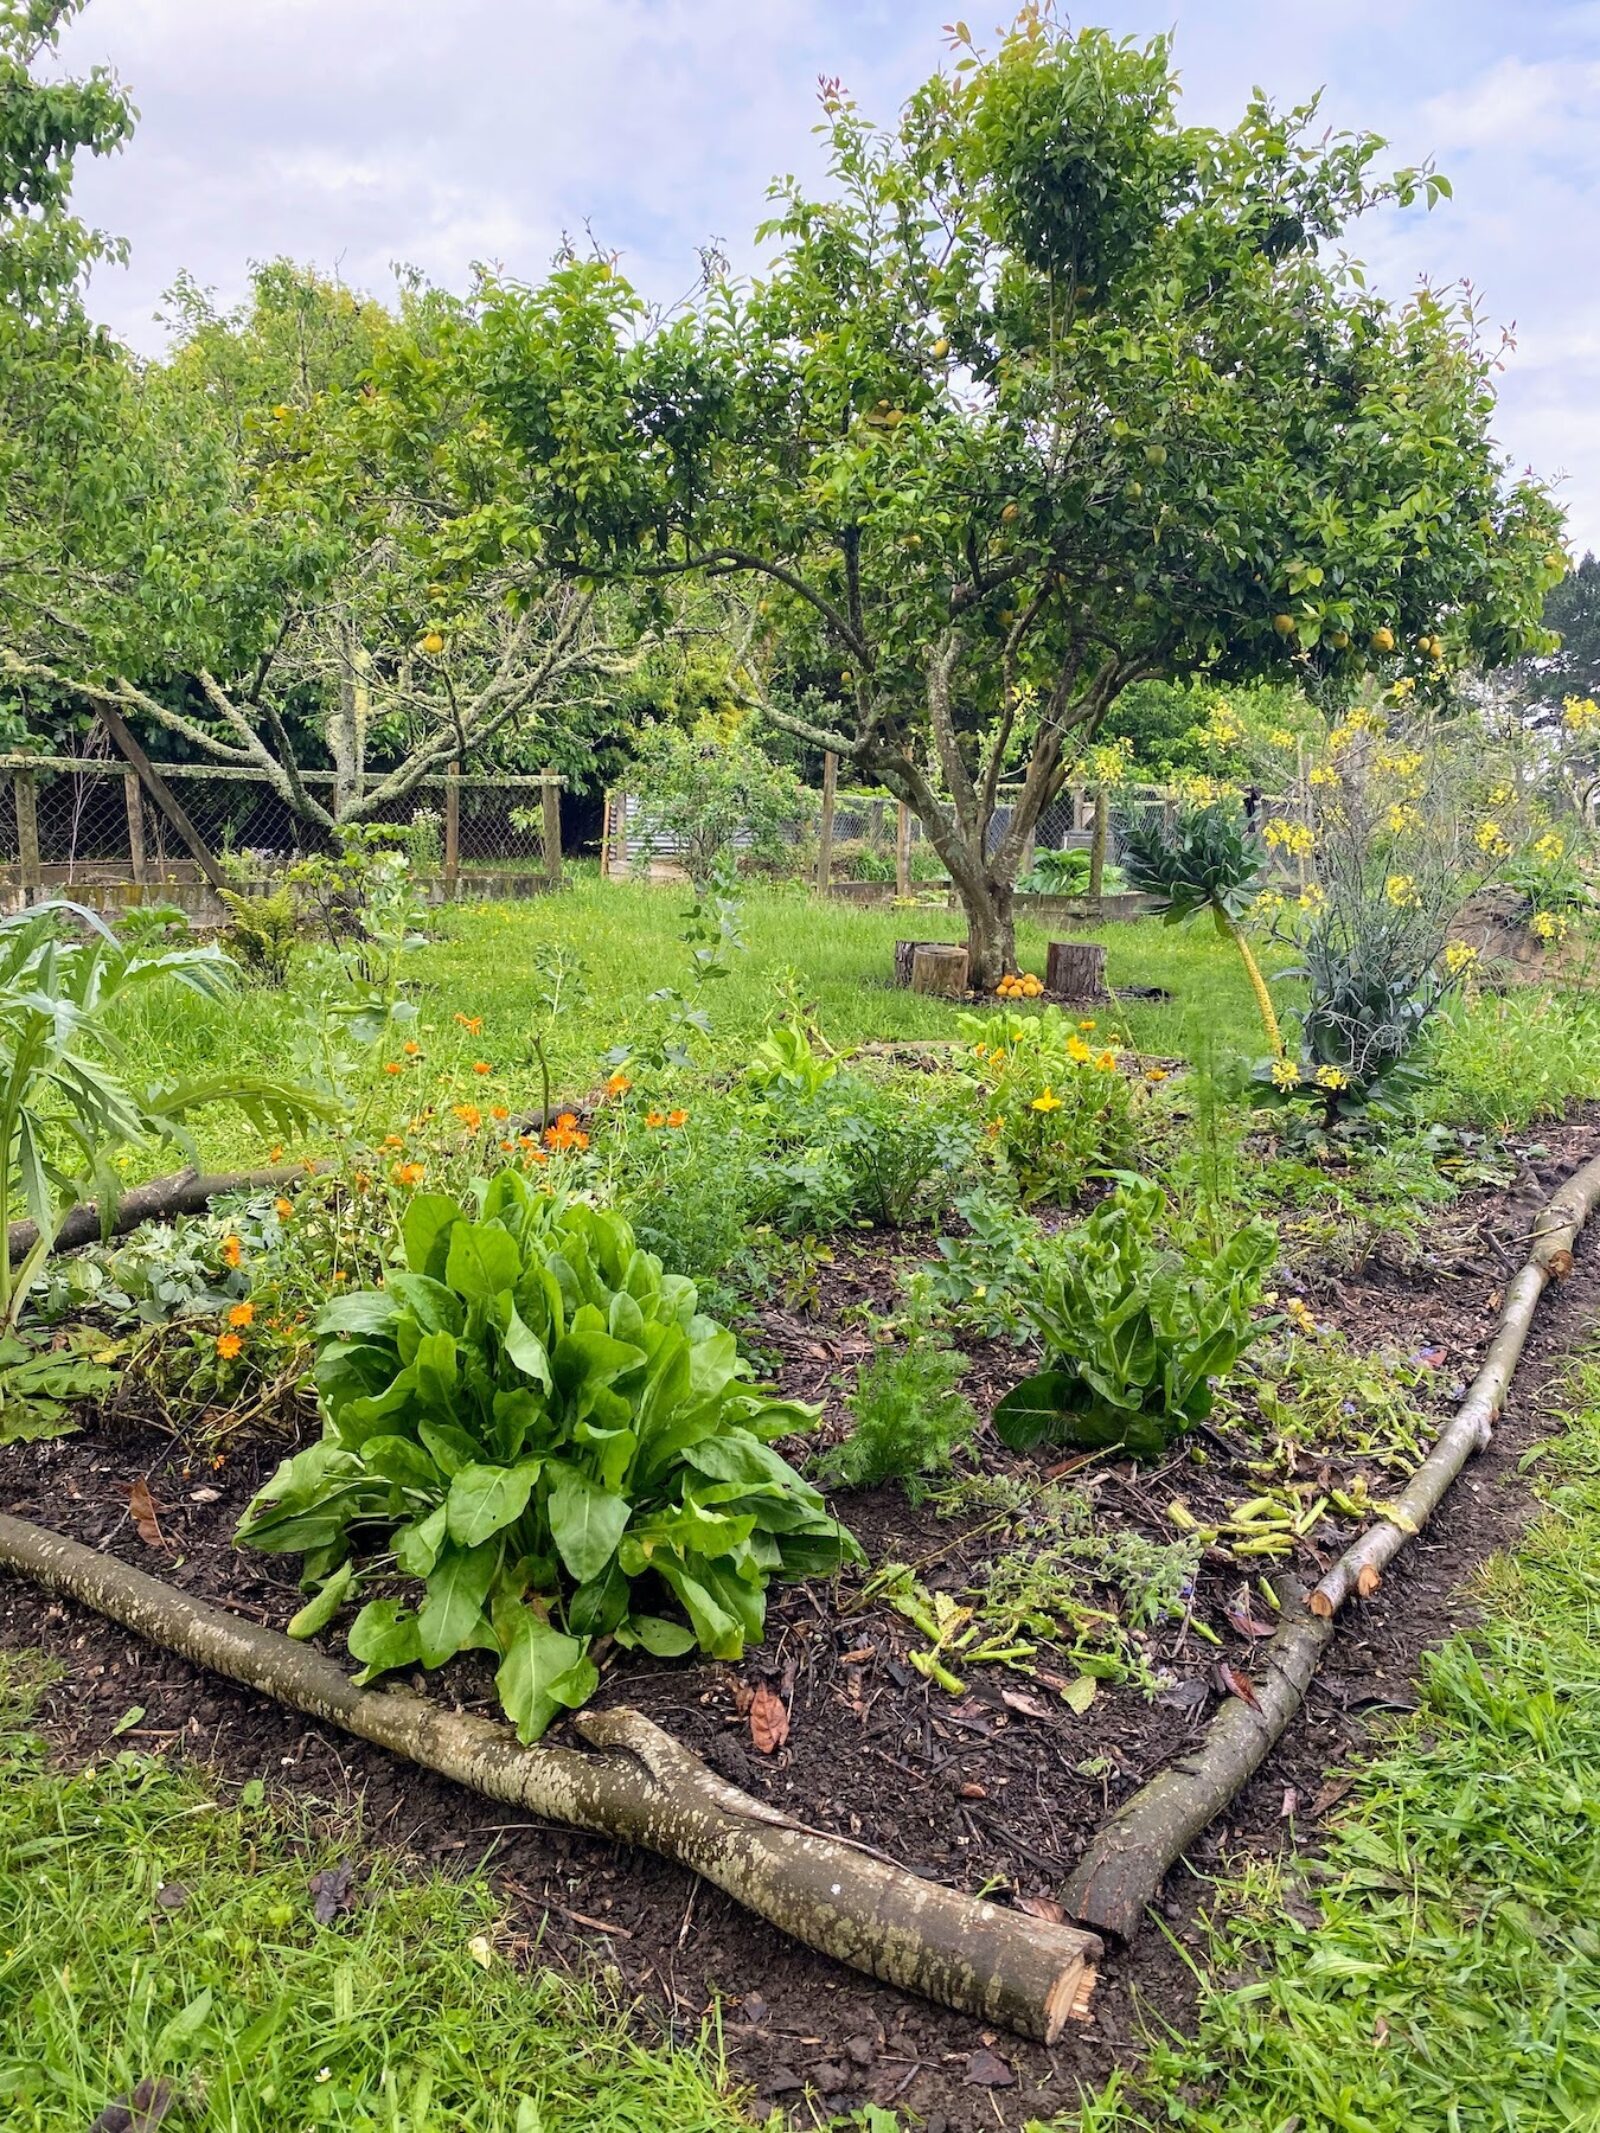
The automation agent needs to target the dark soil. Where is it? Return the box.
[3,1111,1599,2128]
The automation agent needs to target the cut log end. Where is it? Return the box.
[909,945,970,997]
[1308,1590,1334,1619]
[1546,1246,1576,1281]
[1042,1958,1098,2043]
[1045,939,1108,1001]
[1355,1564,1382,1598]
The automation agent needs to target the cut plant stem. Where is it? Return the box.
[1214,904,1284,1057]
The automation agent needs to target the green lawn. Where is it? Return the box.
[109,875,1291,1174]
[1080,1349,1600,2133]
[0,1652,746,2131]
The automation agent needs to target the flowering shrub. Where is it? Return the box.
[239,1180,858,1740]
[956,1007,1136,1205]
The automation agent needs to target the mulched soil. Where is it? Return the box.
[3,1108,1600,2128]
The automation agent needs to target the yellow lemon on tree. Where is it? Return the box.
[420,630,445,655]
[1001,501,1019,523]
[932,337,950,358]
[1370,626,1396,653]
[1272,613,1297,638]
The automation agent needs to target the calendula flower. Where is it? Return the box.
[1031,1086,1063,1113]
[490,1104,509,1121]
[1313,1065,1350,1091]
[666,1109,689,1128]
[1066,1035,1092,1065]
[1270,1058,1301,1090]
[332,1270,347,1283]
[381,1134,404,1150]
[275,1196,294,1221]
[454,1012,484,1033]
[452,1103,482,1132]
[500,1138,514,1152]
[605,1071,633,1096]
[1078,1019,1097,1032]
[1385,873,1422,910]
[403,1039,421,1056]
[645,1110,666,1128]
[1145,1066,1169,1083]
[267,1143,284,1162]
[392,1161,425,1187]
[524,1145,549,1165]
[382,1061,402,1076]
[220,1233,242,1268]
[545,1113,589,1152]
[227,1301,255,1328]
[472,1060,492,1076]
[216,1332,243,1360]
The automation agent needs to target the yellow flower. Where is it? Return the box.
[1385,803,1423,835]
[1563,694,1600,735]
[1444,940,1479,975]
[220,1233,242,1268]
[227,1301,255,1328]
[1263,819,1314,857]
[1030,1086,1063,1113]
[1078,1019,1097,1032]
[1266,728,1297,750]
[1533,832,1566,863]
[275,1196,294,1221]
[1270,1058,1300,1090]
[1313,1065,1350,1091]
[1297,883,1326,911]
[1308,764,1337,788]
[605,1071,633,1096]
[1145,1066,1169,1083]
[1385,874,1422,910]
[1532,910,1571,942]
[452,1103,483,1132]
[1474,821,1511,860]
[403,1039,421,1057]
[216,1332,243,1360]
[392,1161,426,1187]
[1094,1049,1117,1073]
[1065,1035,1092,1065]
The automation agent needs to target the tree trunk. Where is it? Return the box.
[961,875,1015,992]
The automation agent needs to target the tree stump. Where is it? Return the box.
[1046,940,1107,1000]
[910,944,970,997]
[894,938,946,987]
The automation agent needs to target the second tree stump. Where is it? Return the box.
[909,944,970,996]
[1045,940,1107,1000]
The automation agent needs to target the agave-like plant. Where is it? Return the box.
[1116,801,1285,1056]
[0,900,332,1346]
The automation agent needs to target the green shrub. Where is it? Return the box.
[238,1178,859,1740]
[994,1176,1275,1460]
[815,1336,976,1499]
[765,1071,977,1231]
[1019,846,1092,895]
[956,1005,1138,1205]
[220,885,302,987]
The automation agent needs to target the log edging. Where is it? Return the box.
[1063,1147,1600,1942]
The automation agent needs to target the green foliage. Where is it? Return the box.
[994,1177,1276,1459]
[1117,800,1267,925]
[814,1335,976,1499]
[1018,846,1091,895]
[630,718,810,888]
[0,1655,747,2131]
[220,885,302,988]
[1245,1328,1432,1471]
[238,1181,859,1740]
[906,1187,1052,1342]
[762,1070,977,1232]
[956,1005,1138,1204]
[1434,988,1600,1131]
[0,1329,113,1443]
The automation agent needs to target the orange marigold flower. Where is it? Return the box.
[403,1040,421,1056]
[605,1071,633,1097]
[666,1109,689,1128]
[524,1145,549,1165]
[500,1138,514,1152]
[490,1104,509,1121]
[267,1143,284,1162]
[221,1234,242,1268]
[544,1113,589,1152]
[274,1197,294,1221]
[392,1161,426,1187]
[382,1061,403,1076]
[381,1134,404,1150]
[645,1110,666,1129]
[216,1332,243,1360]
[452,1103,483,1132]
[332,1269,347,1283]
[227,1302,254,1329]
[472,1060,492,1076]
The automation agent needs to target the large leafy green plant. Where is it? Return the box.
[993,1178,1276,1460]
[1117,801,1285,1056]
[238,1178,858,1741]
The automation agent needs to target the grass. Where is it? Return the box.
[1078,1348,1600,2133]
[106,874,1291,1176]
[0,1651,747,2131]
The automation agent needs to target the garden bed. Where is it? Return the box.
[4,1110,1599,2128]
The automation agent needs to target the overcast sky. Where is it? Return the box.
[55,0,1600,553]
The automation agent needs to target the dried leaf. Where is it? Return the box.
[1280,1786,1300,1819]
[836,1646,875,1666]
[999,1688,1051,1721]
[1225,1607,1277,1641]
[958,1781,987,1800]
[1216,1662,1261,1710]
[964,2047,1016,2088]
[127,1479,164,1549]
[749,1683,789,1755]
[1059,1674,1098,1715]
[1157,1677,1209,1712]
[1012,1893,1067,1923]
[88,2077,173,2133]
[307,1863,355,1925]
[1310,1774,1356,1817]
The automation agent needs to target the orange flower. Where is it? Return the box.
[454,1012,483,1034]
[267,1143,284,1162]
[221,1234,242,1268]
[490,1104,509,1121]
[227,1301,254,1329]
[645,1110,666,1129]
[666,1109,689,1128]
[605,1071,633,1097]
[216,1332,243,1360]
[452,1103,483,1132]
[392,1161,426,1187]
[274,1197,294,1221]
[383,1061,402,1076]
[500,1138,514,1152]
[381,1134,404,1150]
[524,1145,549,1165]
[403,1039,421,1057]
[353,1168,373,1190]
[472,1060,492,1076]
[332,1269,347,1283]
[544,1112,589,1152]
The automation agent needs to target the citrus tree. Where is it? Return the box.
[473,10,1562,986]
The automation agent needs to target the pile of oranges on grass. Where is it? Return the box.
[995,971,1044,1000]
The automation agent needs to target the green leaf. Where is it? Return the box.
[502,1304,553,1390]
[384,1270,465,1337]
[418,1418,478,1476]
[287,1558,357,1640]
[616,1613,697,1658]
[992,1371,1077,1451]
[403,1192,462,1278]
[348,1598,424,1683]
[545,1462,630,1584]
[394,1503,448,1577]
[445,1221,522,1302]
[417,1541,499,1666]
[446,1459,541,1549]
[314,1289,402,1340]
[494,1607,591,1744]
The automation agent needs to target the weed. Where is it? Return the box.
[815,1334,977,1499]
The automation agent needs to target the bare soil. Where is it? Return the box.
[3,1112,1598,2128]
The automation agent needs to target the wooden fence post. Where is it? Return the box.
[1088,788,1109,903]
[895,800,912,899]
[443,762,460,900]
[600,790,613,880]
[815,750,837,896]
[13,770,39,899]
[541,771,562,888]
[124,772,146,884]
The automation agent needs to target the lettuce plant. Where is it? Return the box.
[239,1175,858,1740]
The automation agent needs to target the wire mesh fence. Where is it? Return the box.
[0,755,562,903]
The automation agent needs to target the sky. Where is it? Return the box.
[53,0,1600,553]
